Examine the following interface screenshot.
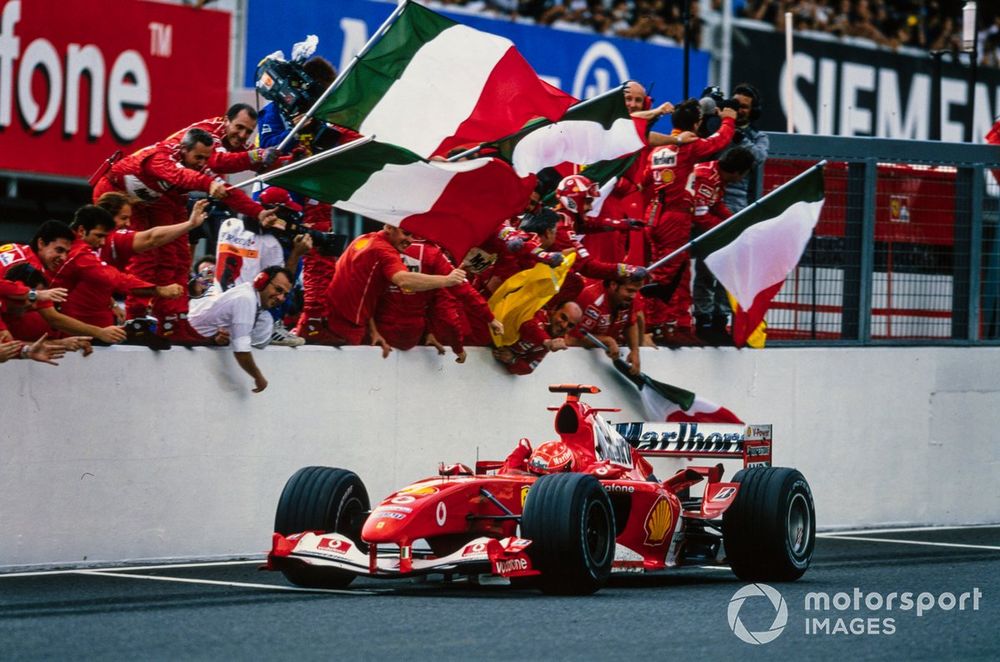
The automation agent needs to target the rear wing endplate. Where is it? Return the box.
[612,422,772,467]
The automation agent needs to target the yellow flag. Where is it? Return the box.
[488,252,577,346]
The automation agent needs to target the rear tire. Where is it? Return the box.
[274,466,370,589]
[521,473,615,595]
[723,467,815,581]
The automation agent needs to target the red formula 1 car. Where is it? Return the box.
[266,385,815,595]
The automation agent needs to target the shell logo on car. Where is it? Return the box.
[644,496,673,546]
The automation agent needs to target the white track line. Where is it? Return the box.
[822,524,1000,536]
[0,560,262,578]
[72,570,378,595]
[816,535,1000,552]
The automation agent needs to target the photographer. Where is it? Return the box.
[211,186,314,347]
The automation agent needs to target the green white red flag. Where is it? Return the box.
[312,1,573,158]
[264,138,535,261]
[692,164,826,346]
[612,358,743,424]
[487,90,648,177]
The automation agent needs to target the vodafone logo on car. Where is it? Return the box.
[0,0,229,179]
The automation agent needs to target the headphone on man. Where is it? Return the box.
[732,83,762,123]
[253,271,271,291]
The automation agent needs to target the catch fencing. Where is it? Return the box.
[758,135,1000,345]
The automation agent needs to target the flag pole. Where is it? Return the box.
[643,159,827,274]
[446,83,628,162]
[275,0,411,152]
[230,135,375,190]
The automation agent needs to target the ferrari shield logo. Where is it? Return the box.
[520,485,530,508]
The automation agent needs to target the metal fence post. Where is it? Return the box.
[953,165,984,341]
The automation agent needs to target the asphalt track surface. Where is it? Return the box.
[2,525,998,661]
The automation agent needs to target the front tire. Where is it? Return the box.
[723,467,815,581]
[274,466,370,588]
[521,473,615,595]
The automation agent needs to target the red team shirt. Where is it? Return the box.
[324,232,408,343]
[0,243,55,340]
[571,280,639,343]
[99,229,137,271]
[52,240,155,327]
[690,161,733,231]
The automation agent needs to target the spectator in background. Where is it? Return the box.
[492,301,583,375]
[188,265,295,393]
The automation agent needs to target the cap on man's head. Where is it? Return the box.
[258,187,303,213]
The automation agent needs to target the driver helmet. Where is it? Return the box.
[527,440,575,475]
[556,174,599,215]
[258,186,303,213]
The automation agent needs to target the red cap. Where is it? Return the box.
[258,186,303,213]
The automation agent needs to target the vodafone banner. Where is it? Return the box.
[0,0,229,180]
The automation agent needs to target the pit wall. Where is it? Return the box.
[2,345,998,570]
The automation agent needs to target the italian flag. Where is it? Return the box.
[488,91,648,177]
[314,2,574,158]
[265,139,535,262]
[692,164,825,347]
[613,359,743,424]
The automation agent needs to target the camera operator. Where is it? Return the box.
[254,54,359,342]
[210,186,313,347]
[692,83,770,344]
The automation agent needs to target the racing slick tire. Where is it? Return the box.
[521,473,615,595]
[274,466,370,589]
[722,467,815,582]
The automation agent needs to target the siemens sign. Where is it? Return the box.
[245,0,707,104]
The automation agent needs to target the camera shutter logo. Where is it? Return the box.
[727,583,788,645]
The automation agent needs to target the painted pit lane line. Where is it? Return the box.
[1,560,391,594]
[70,570,382,595]
[814,535,1000,552]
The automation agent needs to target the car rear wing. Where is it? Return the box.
[612,422,772,468]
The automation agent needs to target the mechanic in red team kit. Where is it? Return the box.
[567,277,644,375]
[370,239,501,361]
[492,301,583,375]
[643,99,736,345]
[54,206,184,328]
[94,192,211,273]
[93,128,276,338]
[322,226,468,345]
[0,222,124,344]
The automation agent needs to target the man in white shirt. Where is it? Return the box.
[213,201,311,347]
[189,266,293,393]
